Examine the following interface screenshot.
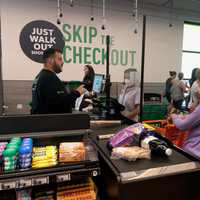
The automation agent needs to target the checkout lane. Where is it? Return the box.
[89,121,200,200]
[29,47,200,200]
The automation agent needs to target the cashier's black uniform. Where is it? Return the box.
[31,69,80,114]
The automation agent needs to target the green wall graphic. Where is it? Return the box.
[62,23,136,67]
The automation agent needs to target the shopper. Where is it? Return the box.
[170,72,186,110]
[171,103,200,158]
[165,71,177,103]
[82,65,95,92]
[189,68,200,111]
[118,68,140,122]
[189,68,199,87]
[31,48,85,114]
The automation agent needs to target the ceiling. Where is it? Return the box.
[141,0,200,12]
[47,0,200,18]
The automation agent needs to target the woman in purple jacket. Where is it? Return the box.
[171,104,200,158]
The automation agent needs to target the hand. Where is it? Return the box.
[170,113,177,119]
[167,113,176,124]
[76,85,86,95]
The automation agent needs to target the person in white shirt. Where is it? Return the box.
[118,68,140,122]
[170,72,187,110]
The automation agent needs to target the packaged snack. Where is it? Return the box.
[111,146,151,161]
[32,146,57,169]
[16,189,32,200]
[59,142,86,163]
[108,123,144,148]
[0,142,7,171]
[57,178,96,200]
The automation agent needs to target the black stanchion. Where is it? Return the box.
[140,15,147,122]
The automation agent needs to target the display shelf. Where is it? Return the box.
[0,114,100,191]
[0,142,100,191]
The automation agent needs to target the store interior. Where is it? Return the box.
[1,0,200,200]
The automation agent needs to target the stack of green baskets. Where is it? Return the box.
[143,103,168,120]
[67,81,82,90]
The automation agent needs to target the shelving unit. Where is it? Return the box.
[0,113,100,199]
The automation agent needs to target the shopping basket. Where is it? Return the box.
[143,120,187,148]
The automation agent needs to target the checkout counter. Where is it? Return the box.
[90,120,200,200]
[0,113,199,200]
[67,74,200,200]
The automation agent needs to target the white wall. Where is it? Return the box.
[145,16,184,82]
[1,0,184,83]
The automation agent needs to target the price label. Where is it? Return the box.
[1,181,16,190]
[57,173,71,182]
[32,176,49,186]
[17,179,32,188]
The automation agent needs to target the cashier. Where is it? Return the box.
[31,48,85,114]
[118,68,140,122]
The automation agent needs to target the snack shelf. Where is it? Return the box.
[0,114,100,192]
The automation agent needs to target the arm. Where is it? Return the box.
[122,88,140,119]
[124,104,140,119]
[172,105,200,130]
[180,81,187,92]
[40,75,80,108]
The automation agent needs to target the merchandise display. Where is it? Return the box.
[57,178,96,200]
[59,142,86,163]
[32,146,58,169]
[0,114,100,200]
[16,189,32,200]
[19,138,33,169]
[0,138,33,171]
[0,139,90,171]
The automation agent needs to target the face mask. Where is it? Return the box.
[124,78,135,85]
[124,79,131,84]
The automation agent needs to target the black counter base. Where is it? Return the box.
[99,155,200,200]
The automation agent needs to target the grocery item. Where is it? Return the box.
[3,138,21,171]
[0,142,8,171]
[111,146,151,161]
[139,131,173,157]
[57,178,96,200]
[19,138,33,169]
[16,189,32,200]
[32,146,57,169]
[33,189,55,200]
[108,123,144,148]
[59,142,86,163]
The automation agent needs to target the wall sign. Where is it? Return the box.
[19,20,65,63]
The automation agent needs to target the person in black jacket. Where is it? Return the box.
[82,65,95,92]
[31,48,85,114]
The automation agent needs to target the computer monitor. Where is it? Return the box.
[92,74,104,93]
